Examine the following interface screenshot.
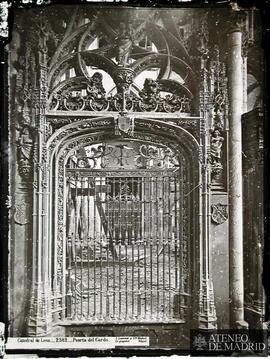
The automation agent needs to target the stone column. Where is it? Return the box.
[27,24,52,336]
[227,29,248,329]
[242,56,248,113]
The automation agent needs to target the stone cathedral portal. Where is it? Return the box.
[6,4,265,349]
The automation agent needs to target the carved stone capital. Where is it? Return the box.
[225,11,255,58]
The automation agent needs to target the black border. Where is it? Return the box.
[0,0,270,357]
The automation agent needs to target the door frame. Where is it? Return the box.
[26,115,217,336]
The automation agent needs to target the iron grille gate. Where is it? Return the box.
[65,169,185,322]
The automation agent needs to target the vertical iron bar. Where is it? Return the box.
[149,177,153,318]
[112,177,116,319]
[143,177,147,319]
[168,176,172,318]
[99,176,103,320]
[80,176,84,319]
[137,178,141,319]
[179,166,184,318]
[174,176,178,291]
[131,177,135,319]
[125,177,129,319]
[106,177,110,318]
[93,176,97,320]
[118,177,122,319]
[87,177,90,319]
[162,176,166,319]
[156,176,160,319]
[186,166,191,313]
[125,177,129,244]
[74,174,78,319]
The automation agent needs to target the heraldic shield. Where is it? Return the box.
[211,203,228,225]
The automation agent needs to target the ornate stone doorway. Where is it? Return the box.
[64,140,190,324]
[8,6,223,341]
[7,4,267,348]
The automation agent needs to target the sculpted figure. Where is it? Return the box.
[18,127,33,162]
[115,23,134,66]
[140,79,160,101]
[87,72,105,98]
[210,129,224,164]
[138,78,161,111]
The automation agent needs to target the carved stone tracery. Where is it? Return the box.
[67,141,180,171]
[210,46,228,131]
[48,76,192,114]
[10,6,231,335]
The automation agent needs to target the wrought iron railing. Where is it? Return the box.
[64,171,189,322]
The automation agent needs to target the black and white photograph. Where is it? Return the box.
[0,0,269,355]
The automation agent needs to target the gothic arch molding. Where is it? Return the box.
[19,6,222,336]
[46,124,199,325]
[47,117,200,159]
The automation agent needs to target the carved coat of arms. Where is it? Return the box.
[115,114,134,136]
[14,201,30,225]
[211,203,228,224]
